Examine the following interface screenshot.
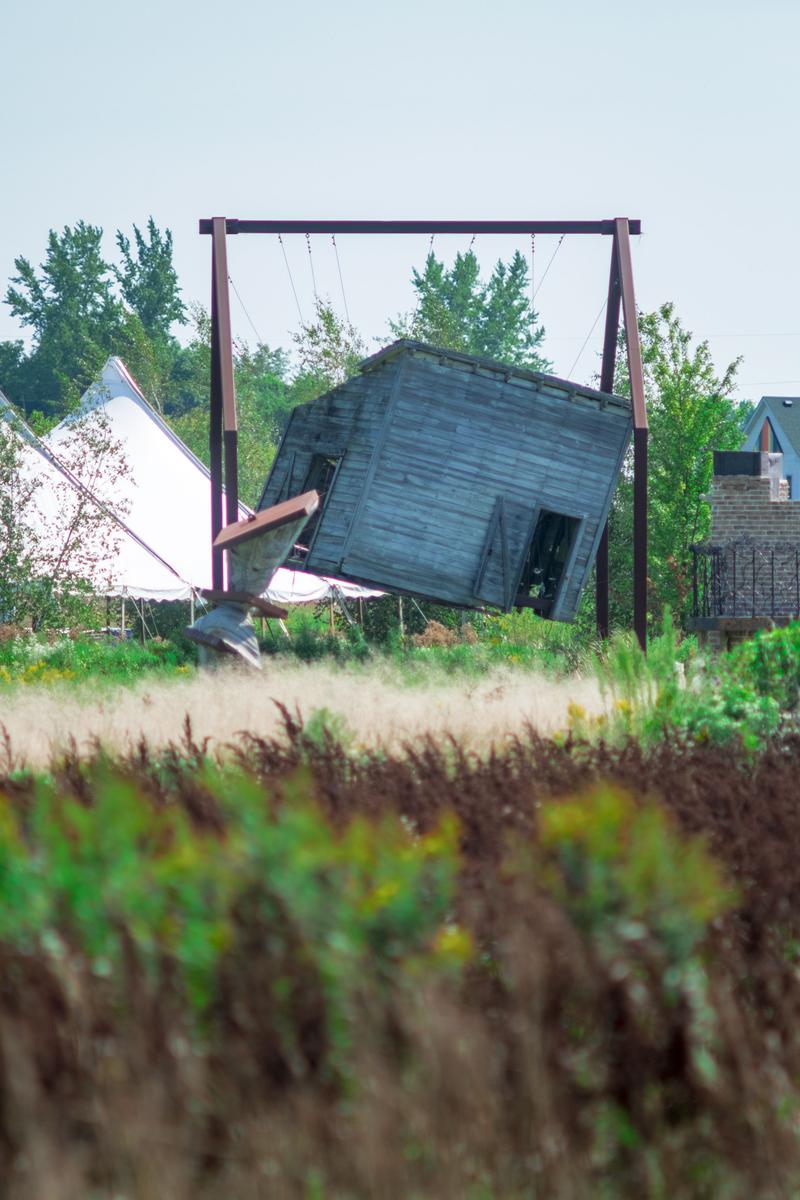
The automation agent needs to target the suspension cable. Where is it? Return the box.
[278,234,304,325]
[533,234,566,301]
[228,273,264,345]
[331,235,351,325]
[568,295,608,379]
[530,234,535,312]
[305,232,319,303]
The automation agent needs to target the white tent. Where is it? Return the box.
[43,359,380,605]
[1,390,187,600]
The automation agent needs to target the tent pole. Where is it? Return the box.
[121,595,126,638]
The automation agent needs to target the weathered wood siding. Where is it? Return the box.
[258,360,404,575]
[260,344,631,621]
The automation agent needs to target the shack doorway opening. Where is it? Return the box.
[516,510,582,616]
[289,453,340,562]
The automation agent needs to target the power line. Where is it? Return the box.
[740,379,800,387]
[567,296,608,378]
[331,235,351,326]
[278,234,304,326]
[228,274,264,346]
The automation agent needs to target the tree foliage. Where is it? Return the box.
[0,402,132,628]
[114,218,186,337]
[391,249,549,370]
[606,303,749,628]
[2,220,185,418]
[171,307,295,507]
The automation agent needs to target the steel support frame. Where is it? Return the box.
[202,216,647,644]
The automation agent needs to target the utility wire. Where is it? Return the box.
[331,235,351,325]
[278,234,304,326]
[533,234,565,301]
[305,232,319,303]
[568,296,608,378]
[228,273,264,346]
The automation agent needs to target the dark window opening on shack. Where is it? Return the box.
[289,454,340,562]
[516,510,580,616]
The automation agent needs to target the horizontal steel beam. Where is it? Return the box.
[199,218,641,236]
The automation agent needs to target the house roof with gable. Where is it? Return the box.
[744,396,800,454]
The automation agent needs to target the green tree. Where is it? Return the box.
[114,218,186,338]
[170,307,294,508]
[391,249,549,370]
[606,303,749,629]
[5,222,124,415]
[1,219,185,419]
[292,297,367,391]
[0,400,132,628]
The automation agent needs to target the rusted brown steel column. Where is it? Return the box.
[209,223,224,588]
[615,218,648,650]
[595,245,622,639]
[210,217,239,587]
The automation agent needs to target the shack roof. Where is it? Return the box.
[358,339,631,415]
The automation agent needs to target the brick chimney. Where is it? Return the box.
[711,451,793,543]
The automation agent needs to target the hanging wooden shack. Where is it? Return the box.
[258,340,632,621]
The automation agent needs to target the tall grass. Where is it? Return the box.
[0,719,799,1196]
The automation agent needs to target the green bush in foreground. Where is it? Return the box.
[0,632,193,687]
[594,613,800,750]
[0,766,467,1057]
[0,749,760,1197]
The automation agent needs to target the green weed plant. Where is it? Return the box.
[0,764,469,1069]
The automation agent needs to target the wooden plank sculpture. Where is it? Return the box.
[186,491,319,667]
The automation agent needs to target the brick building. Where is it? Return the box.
[690,450,800,650]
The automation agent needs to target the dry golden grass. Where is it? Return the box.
[0,661,606,767]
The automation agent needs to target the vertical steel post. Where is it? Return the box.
[210,217,238,588]
[615,219,648,650]
[209,225,224,588]
[595,247,622,639]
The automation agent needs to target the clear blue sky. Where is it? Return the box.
[3,0,799,399]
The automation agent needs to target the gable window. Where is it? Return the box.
[289,453,340,562]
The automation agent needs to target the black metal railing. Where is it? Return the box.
[691,539,800,620]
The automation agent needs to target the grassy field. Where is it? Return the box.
[1,619,800,1196]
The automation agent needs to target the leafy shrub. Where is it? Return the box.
[0,632,194,687]
[0,764,467,1050]
[595,613,800,750]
